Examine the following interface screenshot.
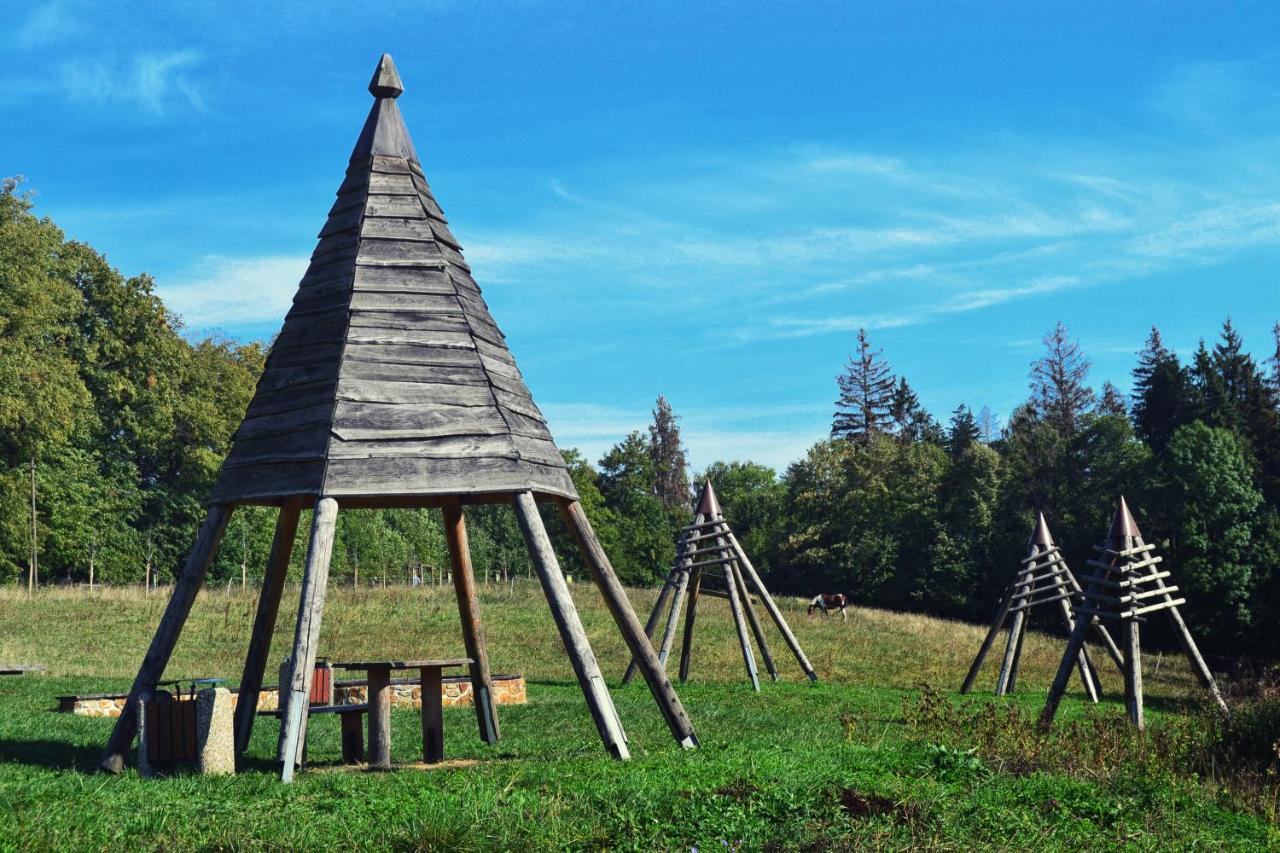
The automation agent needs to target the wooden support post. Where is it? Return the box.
[620,574,676,685]
[442,499,500,744]
[995,609,1026,696]
[656,568,691,668]
[100,504,233,774]
[678,567,702,682]
[421,666,444,764]
[234,499,303,757]
[559,499,698,748]
[720,542,760,691]
[725,532,817,681]
[279,497,338,783]
[1056,596,1100,703]
[516,493,629,759]
[1065,571,1124,673]
[1005,614,1028,693]
[732,561,777,681]
[960,594,1013,693]
[367,665,392,769]
[1157,583,1229,715]
[1123,619,1144,730]
[1039,581,1097,731]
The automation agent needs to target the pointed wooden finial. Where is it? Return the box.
[368,53,404,99]
[695,480,723,518]
[1107,495,1143,548]
[1029,512,1054,548]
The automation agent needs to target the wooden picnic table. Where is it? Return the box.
[333,659,471,768]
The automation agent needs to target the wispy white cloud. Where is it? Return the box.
[0,49,208,115]
[17,3,84,49]
[158,255,309,326]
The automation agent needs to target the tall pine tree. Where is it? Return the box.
[832,328,895,444]
[1132,327,1192,453]
[648,394,690,514]
[946,404,980,457]
[1030,321,1094,436]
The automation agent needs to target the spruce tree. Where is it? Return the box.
[647,394,690,513]
[1030,321,1094,436]
[946,404,980,457]
[832,328,895,443]
[1097,381,1128,418]
[1132,327,1193,452]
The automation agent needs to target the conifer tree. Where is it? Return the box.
[946,404,980,457]
[1097,381,1128,418]
[976,405,999,443]
[648,394,690,513]
[832,328,895,444]
[1030,321,1094,436]
[1132,327,1192,452]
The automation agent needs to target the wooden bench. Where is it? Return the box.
[263,704,369,765]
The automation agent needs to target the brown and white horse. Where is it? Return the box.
[807,593,848,620]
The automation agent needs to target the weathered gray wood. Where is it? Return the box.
[99,505,233,774]
[1056,595,1100,703]
[559,499,697,747]
[1156,579,1228,714]
[367,665,393,769]
[1123,620,1144,729]
[280,497,338,783]
[733,561,778,682]
[678,567,701,683]
[209,461,325,505]
[328,433,522,461]
[720,541,760,691]
[657,568,691,668]
[365,195,426,218]
[348,290,459,313]
[234,499,303,757]
[960,594,1014,694]
[1038,577,1100,731]
[331,400,508,440]
[994,603,1026,696]
[347,312,471,333]
[513,492,629,759]
[336,379,496,406]
[421,666,444,763]
[341,343,483,368]
[442,499,500,744]
[725,531,818,681]
[322,455,577,499]
[353,265,452,292]
[619,573,676,686]
[1005,617,1028,693]
[339,360,488,386]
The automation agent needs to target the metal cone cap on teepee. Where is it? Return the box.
[1029,511,1054,548]
[695,480,724,518]
[209,54,576,506]
[1106,495,1143,550]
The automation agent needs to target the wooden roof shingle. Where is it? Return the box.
[209,54,575,505]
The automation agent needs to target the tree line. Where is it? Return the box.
[4,180,1280,656]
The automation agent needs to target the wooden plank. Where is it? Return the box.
[494,388,544,421]
[359,217,437,242]
[474,337,516,367]
[429,218,461,249]
[357,238,442,265]
[341,343,483,368]
[348,312,470,333]
[344,327,474,348]
[99,505,233,774]
[372,155,412,174]
[496,407,554,440]
[222,426,331,466]
[263,340,345,370]
[513,492,629,760]
[253,362,340,394]
[486,371,532,398]
[209,461,326,504]
[327,189,367,217]
[348,291,460,313]
[338,360,489,386]
[243,381,338,419]
[511,434,566,466]
[334,378,497,406]
[312,231,360,261]
[1123,619,1143,729]
[442,500,500,744]
[412,182,446,219]
[725,532,819,681]
[319,206,364,238]
[478,352,523,382]
[337,169,371,195]
[365,195,425,219]
[462,314,506,347]
[368,171,416,194]
[733,561,778,682]
[323,456,577,498]
[280,498,338,782]
[440,246,471,271]
[331,400,509,440]
[327,434,520,461]
[233,500,303,756]
[233,404,334,441]
[354,265,451,292]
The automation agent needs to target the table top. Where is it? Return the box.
[332,658,472,671]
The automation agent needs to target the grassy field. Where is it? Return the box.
[0,583,1274,850]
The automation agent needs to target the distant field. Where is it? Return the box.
[0,584,1272,849]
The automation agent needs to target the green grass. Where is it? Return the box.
[0,584,1273,850]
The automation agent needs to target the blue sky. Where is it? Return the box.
[4,1,1280,472]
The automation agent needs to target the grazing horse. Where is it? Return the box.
[808,593,848,621]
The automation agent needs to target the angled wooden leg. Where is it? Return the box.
[995,587,1029,696]
[516,493,629,759]
[1038,587,1097,731]
[1123,618,1144,730]
[656,567,691,668]
[621,574,676,685]
[1066,571,1124,673]
[720,544,760,691]
[960,594,1012,694]
[725,532,818,681]
[1006,616,1028,693]
[559,499,698,748]
[100,504,232,774]
[678,567,702,683]
[279,497,338,783]
[442,499,500,744]
[1057,596,1100,703]
[733,563,778,681]
[1157,586,1229,714]
[234,499,303,757]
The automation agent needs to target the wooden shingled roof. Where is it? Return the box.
[209,55,576,506]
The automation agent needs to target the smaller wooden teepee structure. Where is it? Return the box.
[1040,496,1229,730]
[622,481,817,690]
[961,512,1123,700]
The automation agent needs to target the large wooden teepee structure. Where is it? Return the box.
[622,481,817,690]
[100,54,697,781]
[960,512,1123,700]
[1040,496,1229,730]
